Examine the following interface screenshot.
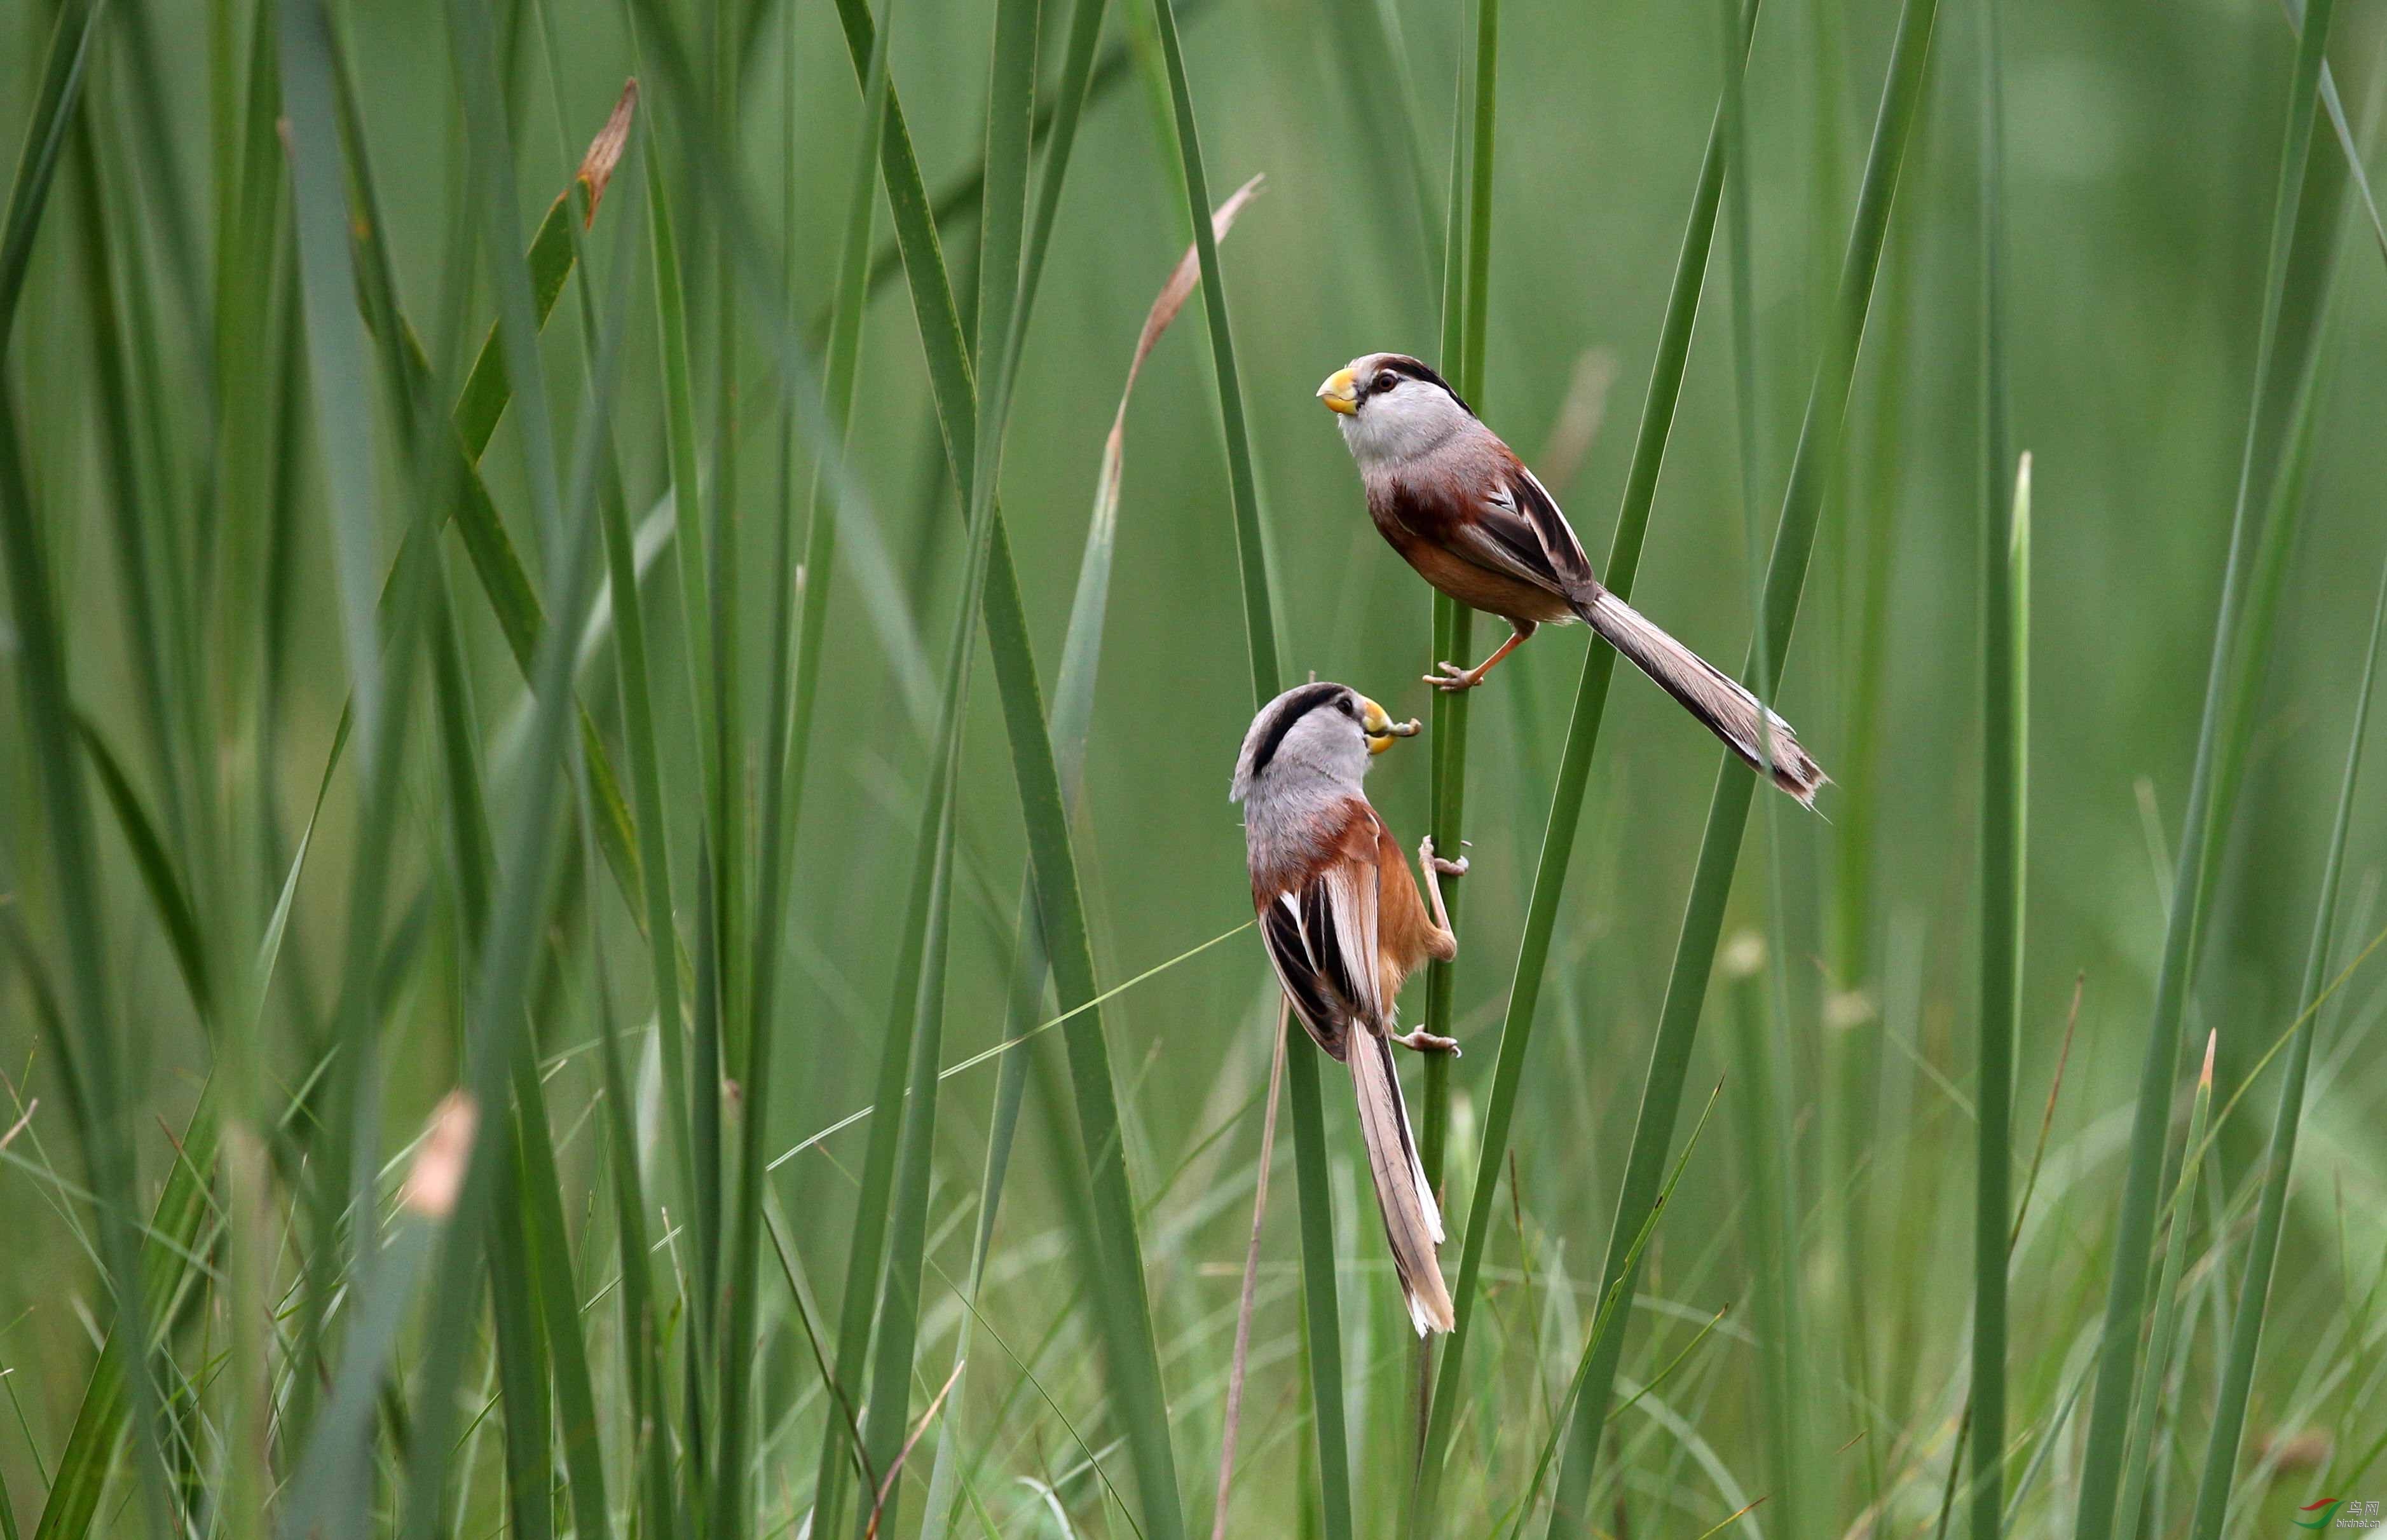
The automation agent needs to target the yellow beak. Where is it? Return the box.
[1360,697,1420,753]
[1317,367,1359,415]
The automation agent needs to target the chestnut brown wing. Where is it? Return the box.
[1441,453,1597,600]
[1255,803,1386,1060]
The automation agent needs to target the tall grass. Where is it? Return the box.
[2069,4,2335,1534]
[6,2,2387,1538]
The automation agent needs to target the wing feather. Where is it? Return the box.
[1254,801,1390,1058]
[1441,465,1596,602]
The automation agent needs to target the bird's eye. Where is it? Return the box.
[1374,371,1399,394]
[1337,696,1357,717]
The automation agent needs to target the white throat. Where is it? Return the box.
[1340,378,1475,471]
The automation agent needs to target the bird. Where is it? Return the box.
[1231,680,1464,1335]
[1317,351,1827,807]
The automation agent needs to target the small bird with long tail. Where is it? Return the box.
[1232,681,1463,1334]
[1318,352,1826,805]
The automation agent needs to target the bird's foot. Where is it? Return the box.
[1419,836,1469,877]
[1391,1027,1461,1056]
[1425,660,1486,692]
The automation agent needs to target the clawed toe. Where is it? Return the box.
[1391,1028,1461,1056]
[1425,661,1479,692]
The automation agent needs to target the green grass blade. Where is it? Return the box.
[1147,0,1276,705]
[920,177,1258,1540]
[1388,4,1760,1530]
[2192,485,2387,1539]
[26,1084,221,1540]
[393,5,635,1527]
[1714,0,1817,1526]
[638,123,714,766]
[280,0,390,749]
[1503,1082,1727,1539]
[450,113,634,463]
[1418,0,1498,1278]
[64,106,192,878]
[1141,6,1348,1534]
[1971,1,2018,1513]
[1525,0,1935,1525]
[0,4,178,1532]
[816,3,1190,1532]
[801,9,899,1532]
[72,714,209,1020]
[0,0,101,339]
[420,553,610,1540]
[2114,1037,2215,1540]
[855,7,1040,1534]
[2069,5,2334,1534]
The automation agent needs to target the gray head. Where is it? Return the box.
[1231,681,1416,812]
[1317,353,1480,470]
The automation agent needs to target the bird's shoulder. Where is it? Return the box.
[1250,796,1380,906]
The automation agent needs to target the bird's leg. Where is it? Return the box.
[1418,835,1467,937]
[1426,625,1531,692]
[1391,1026,1461,1056]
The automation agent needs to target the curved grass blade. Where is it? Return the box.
[1374,2,1758,1529]
[852,6,1042,1535]
[2069,5,2335,1534]
[1142,5,1358,1534]
[800,5,903,1529]
[813,1,1189,1530]
[390,6,638,1528]
[2114,1036,2215,1540]
[0,4,179,1532]
[921,171,1261,1540]
[1523,0,1937,1524]
[72,714,209,1020]
[2191,495,2387,1538]
[280,0,389,748]
[1503,1083,1727,1540]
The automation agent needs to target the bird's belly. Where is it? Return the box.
[1384,526,1577,627]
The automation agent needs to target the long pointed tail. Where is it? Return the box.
[1350,1034,1454,1335]
[1580,588,1828,806]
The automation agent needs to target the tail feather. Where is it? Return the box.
[1580,589,1827,806]
[1350,1034,1454,1335]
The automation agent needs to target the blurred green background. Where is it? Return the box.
[2,0,2384,1533]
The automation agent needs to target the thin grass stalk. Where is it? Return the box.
[2115,1036,2217,1540]
[0,5,184,1536]
[1417,13,1476,1195]
[1213,1005,1291,1539]
[694,0,746,1433]
[802,17,903,1537]
[1715,0,1818,1527]
[1393,4,1764,1530]
[706,4,896,1515]
[2069,4,2334,1532]
[394,6,635,1529]
[1971,0,2017,1520]
[1148,0,1275,702]
[802,0,1187,1527]
[1142,2,1358,1534]
[921,174,1261,1540]
[2192,510,2387,1538]
[1533,0,1937,1525]
[421,575,559,1540]
[64,112,192,889]
[852,3,1040,1535]
[1503,1082,1728,1539]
